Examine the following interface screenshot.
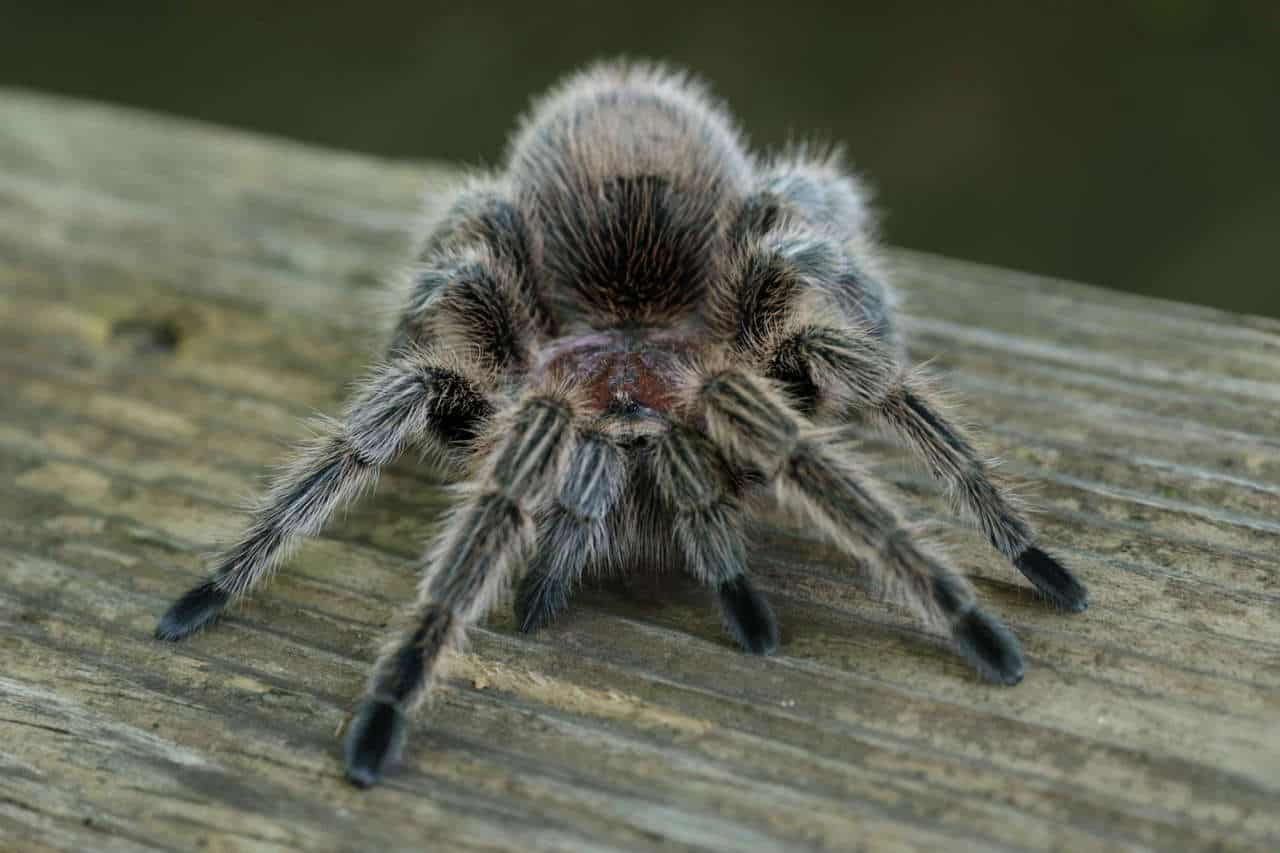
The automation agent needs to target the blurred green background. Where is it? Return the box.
[3,1,1277,317]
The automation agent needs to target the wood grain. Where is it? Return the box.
[1,87,1277,852]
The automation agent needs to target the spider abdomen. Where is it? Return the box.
[508,64,750,328]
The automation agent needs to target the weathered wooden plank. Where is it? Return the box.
[1,87,1277,852]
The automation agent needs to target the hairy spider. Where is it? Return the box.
[155,61,1088,788]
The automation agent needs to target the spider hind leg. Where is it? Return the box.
[882,383,1089,612]
[153,355,493,644]
[688,365,1024,684]
[154,580,230,641]
[1014,546,1088,612]
[755,314,1089,613]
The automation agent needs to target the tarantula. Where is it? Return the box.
[155,62,1088,788]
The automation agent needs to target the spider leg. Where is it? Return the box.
[648,423,778,654]
[160,179,550,644]
[684,364,1024,685]
[724,149,902,360]
[514,430,626,633]
[877,377,1087,609]
[154,352,493,641]
[390,181,553,359]
[731,145,875,245]
[763,323,1087,611]
[345,387,580,787]
[719,182,1086,611]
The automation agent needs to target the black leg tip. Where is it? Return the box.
[1014,547,1088,613]
[343,699,407,789]
[514,569,568,635]
[717,575,780,656]
[154,580,230,642]
[344,764,380,790]
[954,609,1024,686]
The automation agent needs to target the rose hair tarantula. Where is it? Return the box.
[155,62,1088,787]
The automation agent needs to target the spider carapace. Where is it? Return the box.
[154,62,1089,788]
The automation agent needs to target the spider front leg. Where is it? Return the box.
[684,365,1024,684]
[514,430,626,633]
[648,424,778,654]
[154,352,493,641]
[764,323,1088,611]
[345,387,581,788]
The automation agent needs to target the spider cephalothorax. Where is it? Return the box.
[154,61,1088,788]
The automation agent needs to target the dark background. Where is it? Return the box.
[4,1,1277,317]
